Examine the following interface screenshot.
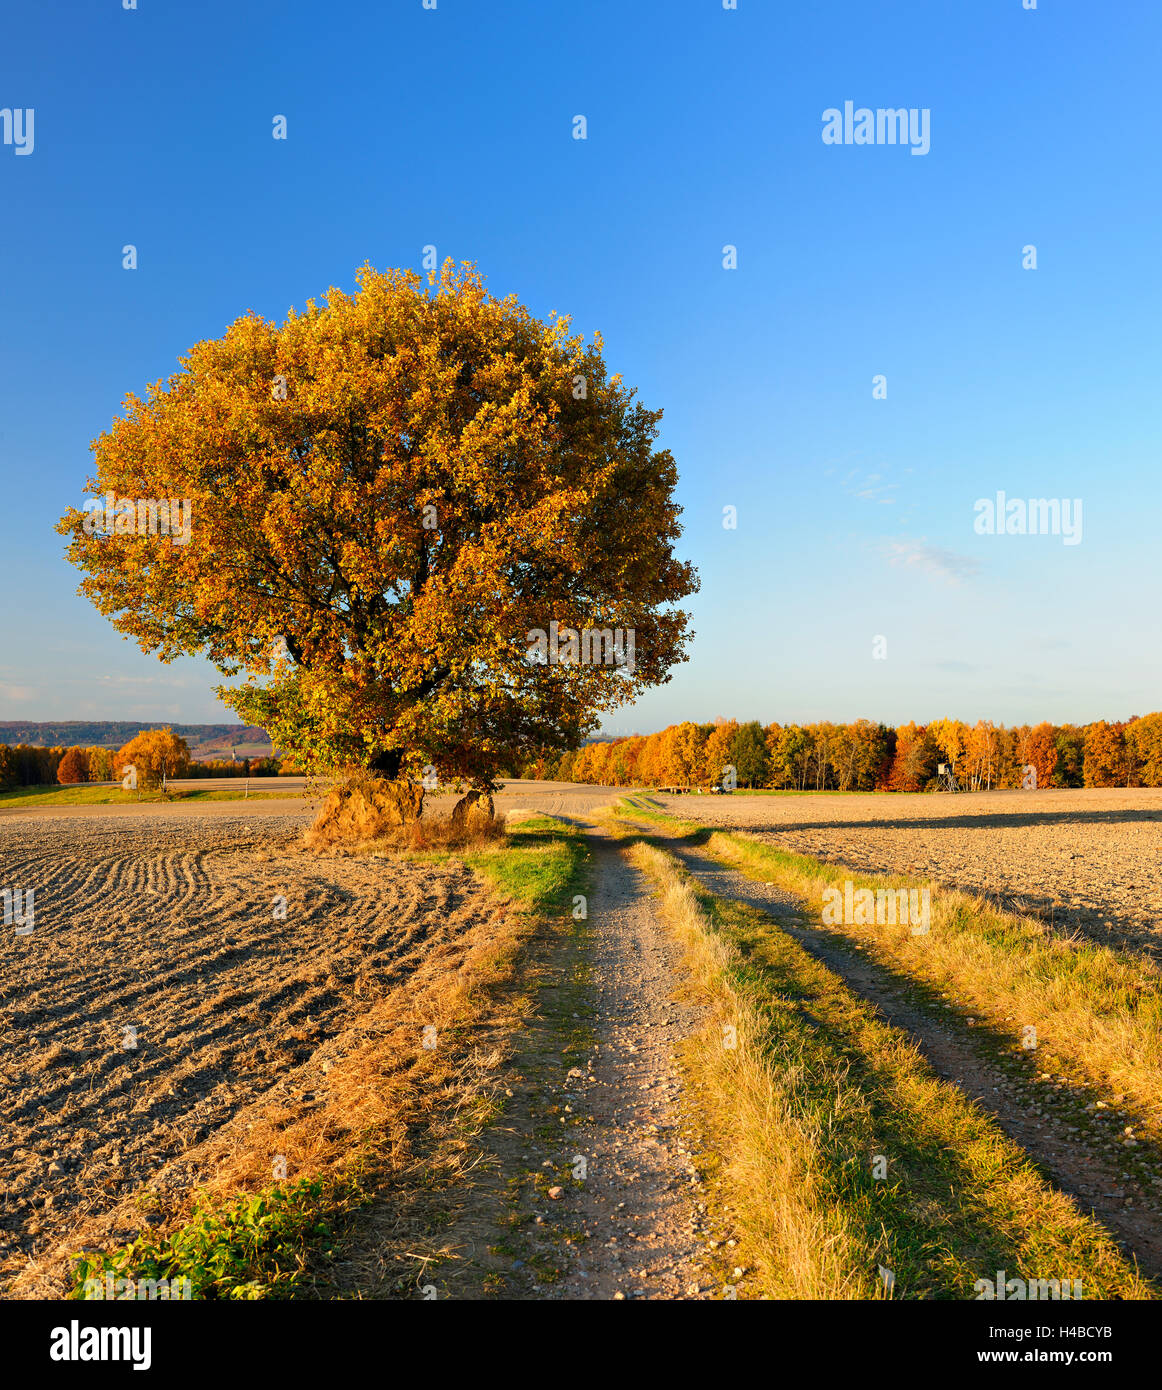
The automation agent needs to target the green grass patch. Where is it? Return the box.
[71,1178,362,1301]
[707,829,1162,1148]
[460,815,591,915]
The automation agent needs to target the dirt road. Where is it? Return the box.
[659,786,1162,961]
[539,829,708,1299]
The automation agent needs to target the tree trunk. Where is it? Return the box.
[370,748,404,778]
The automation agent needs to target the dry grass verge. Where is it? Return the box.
[626,835,1154,1300]
[695,828,1162,1150]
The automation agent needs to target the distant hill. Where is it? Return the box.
[0,722,275,762]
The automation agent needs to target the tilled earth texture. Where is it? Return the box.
[0,811,502,1294]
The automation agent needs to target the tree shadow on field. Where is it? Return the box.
[712,807,1162,836]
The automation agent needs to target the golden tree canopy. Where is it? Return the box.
[114,728,191,788]
[59,263,699,784]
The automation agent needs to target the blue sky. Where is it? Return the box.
[1,0,1159,735]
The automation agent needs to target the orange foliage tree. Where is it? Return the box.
[701,719,739,786]
[1013,722,1057,789]
[1083,722,1132,787]
[114,728,191,789]
[56,747,88,784]
[58,262,697,790]
[1126,714,1162,787]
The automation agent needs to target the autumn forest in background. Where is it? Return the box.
[514,713,1162,792]
[5,713,1162,796]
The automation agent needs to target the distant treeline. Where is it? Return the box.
[8,715,1159,794]
[510,714,1162,791]
[0,744,284,790]
[0,721,270,750]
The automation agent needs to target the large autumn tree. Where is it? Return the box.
[58,263,698,785]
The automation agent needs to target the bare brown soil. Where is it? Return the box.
[658,787,1162,962]
[0,778,621,824]
[0,811,504,1295]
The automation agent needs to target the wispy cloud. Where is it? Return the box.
[886,538,979,584]
[842,467,899,505]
